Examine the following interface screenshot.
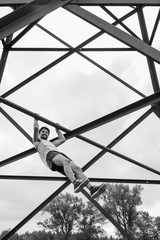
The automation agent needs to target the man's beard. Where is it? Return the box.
[41,134,48,140]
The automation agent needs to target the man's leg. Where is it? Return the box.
[70,161,107,198]
[70,161,92,189]
[51,154,76,183]
[52,154,106,197]
[51,154,89,192]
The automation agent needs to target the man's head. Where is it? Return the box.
[39,126,50,140]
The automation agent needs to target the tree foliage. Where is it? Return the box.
[135,211,160,240]
[1,184,160,240]
[38,193,84,240]
[0,230,54,240]
[100,184,160,240]
[101,184,142,235]
[0,230,22,240]
[38,192,106,240]
[76,201,106,240]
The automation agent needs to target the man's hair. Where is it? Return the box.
[39,126,50,135]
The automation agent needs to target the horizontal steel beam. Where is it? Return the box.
[1,175,160,184]
[1,0,160,6]
[70,0,160,5]
[9,47,134,51]
[0,0,73,40]
[64,5,160,64]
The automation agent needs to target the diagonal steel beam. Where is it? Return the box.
[82,189,135,240]
[65,92,160,138]
[64,5,160,64]
[1,180,71,240]
[0,0,73,40]
[0,148,36,168]
[7,18,42,47]
[0,0,32,5]
[0,107,32,142]
[100,6,140,39]
[1,92,160,138]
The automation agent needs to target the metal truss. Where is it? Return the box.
[0,1,160,239]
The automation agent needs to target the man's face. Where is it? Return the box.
[39,129,49,140]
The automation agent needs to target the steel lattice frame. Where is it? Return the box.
[0,1,160,240]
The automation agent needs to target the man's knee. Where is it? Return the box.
[62,158,71,166]
[72,164,82,172]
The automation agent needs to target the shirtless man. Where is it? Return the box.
[33,117,106,198]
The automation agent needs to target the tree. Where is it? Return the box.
[21,230,54,240]
[100,184,160,240]
[135,212,160,240]
[77,201,106,240]
[38,193,85,240]
[101,184,143,237]
[0,230,55,240]
[0,230,22,240]
[38,193,107,240]
[100,184,143,238]
[154,217,160,240]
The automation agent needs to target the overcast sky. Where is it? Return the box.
[0,4,160,237]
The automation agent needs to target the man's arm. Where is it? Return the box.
[33,117,39,145]
[53,125,66,147]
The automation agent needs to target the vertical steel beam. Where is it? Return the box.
[137,8,160,92]
[0,35,12,84]
[149,9,160,45]
[137,8,160,118]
